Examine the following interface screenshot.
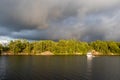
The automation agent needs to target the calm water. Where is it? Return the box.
[0,56,120,80]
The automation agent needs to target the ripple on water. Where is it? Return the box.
[2,56,120,80]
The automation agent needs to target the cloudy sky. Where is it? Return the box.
[0,0,120,42]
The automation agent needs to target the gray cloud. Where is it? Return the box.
[0,0,120,41]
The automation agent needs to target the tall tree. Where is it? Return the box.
[0,44,3,54]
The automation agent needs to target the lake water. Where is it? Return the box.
[0,56,120,80]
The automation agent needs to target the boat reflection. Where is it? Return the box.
[87,55,93,80]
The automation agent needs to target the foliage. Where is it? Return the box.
[0,44,3,54]
[0,39,120,55]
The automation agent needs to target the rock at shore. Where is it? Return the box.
[40,51,54,55]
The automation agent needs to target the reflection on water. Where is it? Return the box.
[92,56,120,80]
[0,56,120,80]
[0,56,88,80]
[0,56,7,80]
[87,57,92,80]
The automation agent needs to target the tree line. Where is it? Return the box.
[0,39,120,55]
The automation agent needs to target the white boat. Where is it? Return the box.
[87,52,93,57]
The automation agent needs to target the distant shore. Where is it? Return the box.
[0,39,120,56]
[1,52,120,56]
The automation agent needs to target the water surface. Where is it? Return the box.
[0,56,120,80]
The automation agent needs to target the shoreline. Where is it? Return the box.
[1,51,120,56]
[1,54,120,56]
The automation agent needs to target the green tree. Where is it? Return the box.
[107,41,120,54]
[90,40,109,54]
[0,44,3,54]
[1,39,120,55]
[9,40,26,55]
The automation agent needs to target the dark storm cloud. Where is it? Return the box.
[0,0,120,41]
